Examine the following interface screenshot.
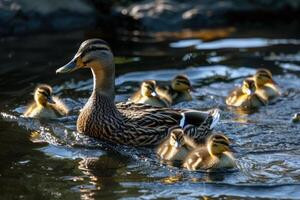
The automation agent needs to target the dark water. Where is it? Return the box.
[1,27,300,199]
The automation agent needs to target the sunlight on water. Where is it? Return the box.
[195,38,300,49]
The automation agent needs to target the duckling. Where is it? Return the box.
[129,80,169,107]
[24,84,68,119]
[56,38,220,146]
[292,113,300,123]
[226,78,266,109]
[183,133,236,171]
[157,74,193,105]
[156,126,197,161]
[253,68,280,101]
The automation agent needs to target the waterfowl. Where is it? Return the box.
[24,84,69,119]
[183,133,236,171]
[156,74,193,105]
[56,39,220,146]
[292,113,300,123]
[226,78,266,109]
[156,126,197,161]
[129,80,169,107]
[253,68,280,101]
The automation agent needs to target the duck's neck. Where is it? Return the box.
[91,64,115,101]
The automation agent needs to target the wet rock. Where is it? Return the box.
[117,0,300,31]
[0,0,97,35]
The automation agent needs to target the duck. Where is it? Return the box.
[156,126,197,161]
[183,133,236,171]
[24,84,69,119]
[56,38,220,146]
[129,80,169,107]
[253,68,280,101]
[156,74,193,105]
[226,78,267,109]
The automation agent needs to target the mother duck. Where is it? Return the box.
[56,39,220,146]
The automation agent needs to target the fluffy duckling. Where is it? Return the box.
[226,78,266,109]
[24,84,68,119]
[183,133,236,171]
[292,113,300,123]
[129,80,169,107]
[156,126,197,161]
[253,68,280,101]
[157,75,193,105]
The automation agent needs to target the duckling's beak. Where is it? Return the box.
[47,96,56,104]
[56,57,78,74]
[151,91,158,97]
[244,88,252,95]
[174,141,180,148]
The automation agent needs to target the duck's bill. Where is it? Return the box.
[56,58,78,74]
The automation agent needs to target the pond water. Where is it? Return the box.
[1,27,300,199]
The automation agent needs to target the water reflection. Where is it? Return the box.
[77,153,129,199]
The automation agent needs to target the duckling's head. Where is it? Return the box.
[168,127,185,148]
[56,39,113,73]
[254,68,274,87]
[171,75,192,92]
[207,134,231,156]
[241,78,256,95]
[34,84,55,106]
[141,80,157,97]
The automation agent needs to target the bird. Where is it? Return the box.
[292,113,300,123]
[156,126,197,161]
[183,133,236,171]
[128,80,169,107]
[24,84,69,119]
[56,38,220,146]
[226,78,267,109]
[156,74,193,105]
[253,68,280,101]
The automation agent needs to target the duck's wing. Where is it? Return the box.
[24,102,37,117]
[117,102,181,127]
[116,102,220,143]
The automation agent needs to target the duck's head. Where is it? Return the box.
[34,84,55,106]
[168,127,185,148]
[241,78,256,96]
[141,80,158,98]
[56,39,113,74]
[171,75,192,92]
[254,68,275,87]
[207,133,231,156]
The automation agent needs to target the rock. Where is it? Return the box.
[0,0,97,35]
[117,0,300,31]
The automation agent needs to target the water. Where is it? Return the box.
[1,27,300,199]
